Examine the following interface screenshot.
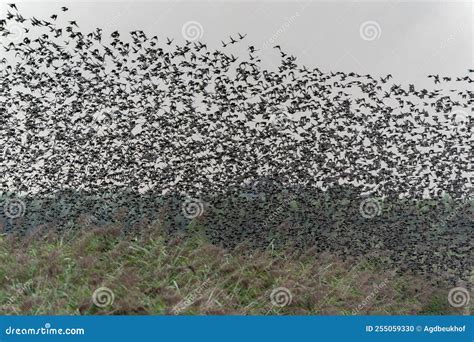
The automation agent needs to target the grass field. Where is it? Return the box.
[0,221,469,316]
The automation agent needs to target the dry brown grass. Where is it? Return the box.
[0,222,467,315]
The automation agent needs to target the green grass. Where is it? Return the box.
[0,222,467,315]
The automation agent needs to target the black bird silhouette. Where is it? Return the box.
[0,4,471,285]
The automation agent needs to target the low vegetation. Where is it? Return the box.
[0,222,466,315]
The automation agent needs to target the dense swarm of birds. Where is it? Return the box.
[0,5,472,283]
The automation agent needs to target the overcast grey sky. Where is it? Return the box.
[2,0,472,88]
[1,1,471,198]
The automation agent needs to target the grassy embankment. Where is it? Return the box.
[0,222,467,315]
